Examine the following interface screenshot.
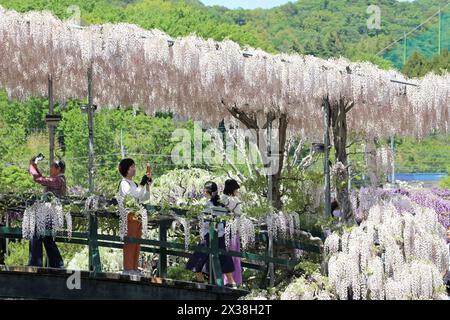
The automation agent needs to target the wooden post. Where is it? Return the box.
[323,97,331,217]
[209,223,223,287]
[86,65,101,273]
[4,211,9,261]
[158,220,168,278]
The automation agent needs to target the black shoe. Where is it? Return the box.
[225,283,238,289]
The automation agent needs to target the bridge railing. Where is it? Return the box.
[0,194,323,287]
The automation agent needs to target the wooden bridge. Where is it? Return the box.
[0,194,322,300]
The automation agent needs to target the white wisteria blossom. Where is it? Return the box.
[325,202,449,300]
[116,194,149,240]
[171,215,190,251]
[266,212,300,241]
[224,216,256,250]
[0,7,448,141]
[84,195,99,216]
[22,200,72,240]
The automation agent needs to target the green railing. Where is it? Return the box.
[0,195,322,288]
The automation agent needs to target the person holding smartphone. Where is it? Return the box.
[117,158,152,276]
[27,154,66,268]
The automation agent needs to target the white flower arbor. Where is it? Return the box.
[0,6,448,283]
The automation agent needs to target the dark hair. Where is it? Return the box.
[331,199,339,213]
[118,158,135,177]
[223,179,240,196]
[204,181,221,206]
[53,160,65,173]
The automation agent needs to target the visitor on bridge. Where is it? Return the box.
[221,179,243,286]
[118,158,152,276]
[186,181,237,288]
[27,154,65,268]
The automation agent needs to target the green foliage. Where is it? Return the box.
[402,51,432,78]
[384,9,450,69]
[294,260,321,277]
[439,175,450,188]
[167,263,192,281]
[58,104,180,196]
[284,169,323,213]
[349,54,394,70]
[4,240,28,266]
[4,239,84,267]
[395,133,450,173]
[402,49,450,78]
[0,166,37,192]
[298,212,335,234]
[67,246,124,272]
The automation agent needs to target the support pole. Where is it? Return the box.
[323,98,331,217]
[403,32,407,66]
[438,8,441,55]
[87,66,95,194]
[4,211,9,261]
[266,113,274,288]
[209,223,223,287]
[86,65,101,273]
[158,220,168,278]
[391,132,395,183]
[48,75,55,167]
[45,75,56,268]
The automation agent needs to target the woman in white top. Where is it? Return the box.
[118,158,151,275]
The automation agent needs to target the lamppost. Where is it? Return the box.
[45,74,62,169]
[312,142,331,217]
[80,64,101,273]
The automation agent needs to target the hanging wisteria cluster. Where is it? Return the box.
[22,200,72,240]
[361,141,395,186]
[266,212,300,241]
[171,215,190,251]
[138,206,148,239]
[116,195,128,240]
[224,216,256,250]
[84,195,99,216]
[115,194,148,240]
[352,187,450,230]
[324,202,449,300]
[0,7,448,141]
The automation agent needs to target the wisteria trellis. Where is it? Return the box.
[0,6,448,142]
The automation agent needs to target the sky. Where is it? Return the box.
[200,0,415,10]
